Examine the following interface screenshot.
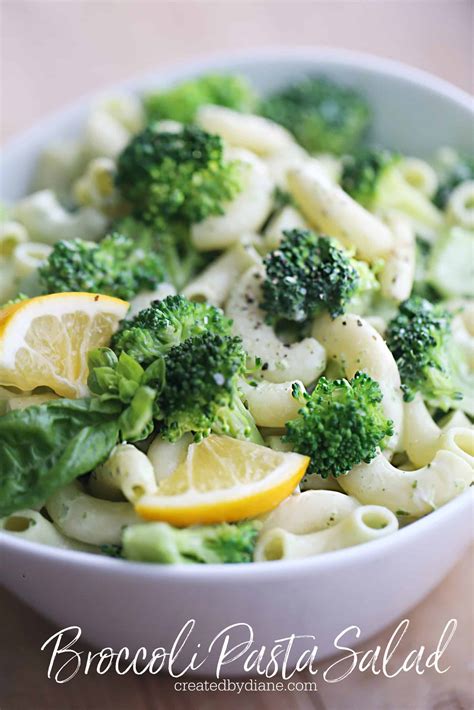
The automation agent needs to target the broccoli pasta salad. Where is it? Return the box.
[0,73,473,565]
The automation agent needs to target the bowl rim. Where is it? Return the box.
[1,45,473,158]
[1,46,473,576]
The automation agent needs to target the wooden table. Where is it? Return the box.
[1,2,473,708]
[1,544,473,710]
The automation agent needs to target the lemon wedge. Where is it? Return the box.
[135,434,309,526]
[0,292,128,397]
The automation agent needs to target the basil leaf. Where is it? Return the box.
[0,398,121,516]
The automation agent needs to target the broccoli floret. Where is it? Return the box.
[260,76,371,155]
[39,232,165,299]
[386,296,463,409]
[144,73,257,124]
[111,294,232,366]
[412,236,441,301]
[284,373,394,479]
[114,215,206,290]
[122,520,260,564]
[261,229,377,323]
[154,332,263,444]
[433,155,474,209]
[115,124,243,227]
[341,148,441,230]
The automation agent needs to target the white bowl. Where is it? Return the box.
[1,48,473,678]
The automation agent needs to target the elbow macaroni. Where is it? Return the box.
[398,158,438,198]
[260,490,360,536]
[191,148,274,251]
[447,181,474,229]
[147,433,193,482]
[14,190,107,244]
[227,266,326,385]
[89,444,158,503]
[240,379,303,428]
[380,212,416,302]
[196,104,296,156]
[184,239,261,305]
[312,313,404,451]
[0,509,94,552]
[255,505,398,561]
[287,163,394,262]
[338,439,473,518]
[46,481,140,545]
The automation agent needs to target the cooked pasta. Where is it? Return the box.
[183,239,261,305]
[338,446,473,517]
[46,482,140,545]
[227,265,327,385]
[312,313,404,451]
[447,181,474,228]
[89,444,158,503]
[287,163,394,262]
[0,220,28,257]
[398,157,438,198]
[196,104,296,156]
[0,509,95,551]
[191,148,274,251]
[14,189,107,244]
[259,490,360,535]
[255,505,398,561]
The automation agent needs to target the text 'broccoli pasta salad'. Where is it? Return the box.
[0,73,473,564]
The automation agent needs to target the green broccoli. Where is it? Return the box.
[122,520,260,564]
[433,154,474,209]
[386,296,453,406]
[284,373,394,479]
[87,347,156,442]
[144,73,257,124]
[115,124,243,227]
[111,294,232,366]
[412,236,441,301]
[1,292,29,309]
[341,148,441,230]
[114,215,205,290]
[39,232,165,300]
[386,296,472,412]
[260,76,371,155]
[153,332,263,444]
[261,229,377,323]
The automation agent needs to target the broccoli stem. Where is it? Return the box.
[214,395,264,445]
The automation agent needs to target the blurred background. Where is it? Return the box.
[1,0,472,143]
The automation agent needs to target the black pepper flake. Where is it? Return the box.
[262,362,269,371]
[356,319,363,327]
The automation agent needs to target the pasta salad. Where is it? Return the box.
[0,73,473,564]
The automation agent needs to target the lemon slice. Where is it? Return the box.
[135,434,309,526]
[0,292,128,397]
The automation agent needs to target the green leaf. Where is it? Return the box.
[119,386,156,442]
[0,398,121,516]
[117,351,145,383]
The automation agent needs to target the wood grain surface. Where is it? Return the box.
[0,2,473,708]
[1,545,473,710]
